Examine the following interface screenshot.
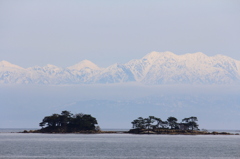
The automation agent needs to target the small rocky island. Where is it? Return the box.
[128,116,237,135]
[28,110,100,133]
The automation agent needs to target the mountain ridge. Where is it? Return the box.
[1,52,240,84]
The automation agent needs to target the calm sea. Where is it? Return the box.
[0,132,240,159]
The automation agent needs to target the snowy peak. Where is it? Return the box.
[0,60,23,69]
[182,52,209,62]
[184,52,206,57]
[67,60,100,71]
[142,51,176,61]
[143,51,161,59]
[143,51,208,62]
[126,51,240,84]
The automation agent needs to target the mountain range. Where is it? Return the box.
[1,51,240,84]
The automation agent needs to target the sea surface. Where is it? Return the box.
[0,132,240,159]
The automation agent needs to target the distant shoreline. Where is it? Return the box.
[0,128,239,135]
[18,129,240,135]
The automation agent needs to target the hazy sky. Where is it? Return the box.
[0,0,240,68]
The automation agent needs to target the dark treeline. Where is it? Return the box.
[131,116,199,133]
[28,112,235,135]
[39,110,99,133]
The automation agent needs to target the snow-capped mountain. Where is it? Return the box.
[93,63,136,83]
[66,60,102,83]
[27,64,72,84]
[1,52,240,84]
[0,60,28,84]
[126,52,240,84]
[67,60,100,71]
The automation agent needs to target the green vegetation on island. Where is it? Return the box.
[22,111,237,135]
[131,116,199,132]
[129,116,233,135]
[36,110,100,133]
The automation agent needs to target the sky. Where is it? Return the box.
[0,0,240,68]
[1,1,240,129]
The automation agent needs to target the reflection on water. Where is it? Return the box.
[0,133,240,159]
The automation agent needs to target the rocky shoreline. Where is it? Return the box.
[128,129,240,135]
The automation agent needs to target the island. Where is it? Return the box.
[128,116,237,135]
[22,111,238,135]
[27,110,100,133]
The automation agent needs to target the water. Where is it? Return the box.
[0,128,129,133]
[208,129,240,134]
[0,133,240,159]
[0,128,37,133]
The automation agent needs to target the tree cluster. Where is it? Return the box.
[39,110,98,133]
[181,116,199,131]
[131,116,199,133]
